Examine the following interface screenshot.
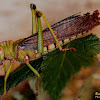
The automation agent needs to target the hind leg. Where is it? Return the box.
[40,11,76,51]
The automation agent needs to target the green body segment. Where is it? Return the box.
[37,15,43,53]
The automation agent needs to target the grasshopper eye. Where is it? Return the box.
[0,46,4,61]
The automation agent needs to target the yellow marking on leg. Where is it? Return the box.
[43,47,48,54]
[71,36,77,41]
[48,44,55,52]
[64,38,70,45]
[77,33,82,38]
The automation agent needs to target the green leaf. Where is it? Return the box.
[41,34,100,100]
[70,34,100,56]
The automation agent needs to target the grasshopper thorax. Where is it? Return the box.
[0,41,14,61]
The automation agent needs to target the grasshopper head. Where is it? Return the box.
[0,46,4,65]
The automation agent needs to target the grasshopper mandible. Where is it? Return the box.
[0,3,100,99]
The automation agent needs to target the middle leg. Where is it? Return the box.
[24,55,40,96]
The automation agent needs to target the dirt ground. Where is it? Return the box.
[0,0,100,100]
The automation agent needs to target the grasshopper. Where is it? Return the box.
[0,3,100,99]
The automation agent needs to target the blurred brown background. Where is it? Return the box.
[0,0,100,100]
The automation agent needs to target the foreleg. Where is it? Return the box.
[1,60,14,100]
